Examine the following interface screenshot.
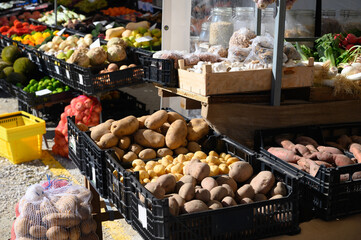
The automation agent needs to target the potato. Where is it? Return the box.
[178,183,195,201]
[175,147,189,155]
[97,133,119,149]
[157,148,174,158]
[76,123,88,132]
[132,159,146,168]
[153,164,166,176]
[69,226,81,240]
[90,120,113,141]
[42,213,81,227]
[184,161,210,182]
[270,194,283,200]
[168,193,185,208]
[250,171,275,195]
[240,198,254,204]
[222,184,235,198]
[145,110,168,130]
[201,177,218,191]
[137,115,149,128]
[111,147,125,160]
[216,175,237,192]
[183,200,208,213]
[118,136,131,150]
[111,116,139,137]
[218,164,229,174]
[229,161,253,183]
[157,174,176,193]
[168,197,179,216]
[129,143,143,155]
[139,148,156,160]
[144,182,165,200]
[195,188,210,202]
[46,226,69,240]
[160,122,171,135]
[145,161,157,171]
[81,219,97,235]
[210,186,228,201]
[254,194,267,202]
[122,151,138,163]
[166,120,188,150]
[207,200,223,210]
[209,165,220,176]
[57,195,78,213]
[78,204,91,220]
[134,129,165,148]
[79,232,99,240]
[171,163,183,174]
[221,196,237,207]
[269,182,287,197]
[236,184,255,201]
[176,175,197,192]
[167,111,185,123]
[226,157,240,166]
[187,118,210,141]
[14,217,31,237]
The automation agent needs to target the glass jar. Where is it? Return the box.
[322,10,341,35]
[340,10,361,33]
[261,8,275,36]
[232,7,255,32]
[295,10,315,37]
[209,7,234,47]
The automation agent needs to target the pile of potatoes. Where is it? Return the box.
[140,159,288,216]
[128,151,242,184]
[89,110,210,162]
[14,186,98,240]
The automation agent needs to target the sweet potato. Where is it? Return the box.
[275,135,295,151]
[352,171,361,180]
[315,161,333,168]
[308,151,334,163]
[267,147,301,163]
[333,154,355,166]
[349,143,361,163]
[305,144,318,153]
[337,134,353,149]
[295,136,319,147]
[297,158,320,176]
[294,144,312,157]
[326,141,345,150]
[317,146,343,155]
[289,162,304,170]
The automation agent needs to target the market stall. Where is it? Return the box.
[1,0,361,240]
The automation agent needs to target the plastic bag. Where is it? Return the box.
[229,27,256,48]
[284,42,301,61]
[227,46,251,62]
[14,178,98,240]
[197,52,219,63]
[153,50,186,68]
[208,45,228,58]
[183,53,200,66]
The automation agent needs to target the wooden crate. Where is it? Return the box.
[178,58,314,96]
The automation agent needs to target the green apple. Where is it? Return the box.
[151,28,161,38]
[137,27,147,34]
[133,42,141,48]
[144,32,152,37]
[131,30,139,37]
[128,36,135,42]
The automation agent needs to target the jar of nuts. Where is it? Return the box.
[209,7,234,48]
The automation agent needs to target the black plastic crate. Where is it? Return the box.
[24,46,48,74]
[0,78,15,95]
[139,55,178,87]
[255,124,361,220]
[105,151,133,223]
[127,136,300,240]
[67,116,85,175]
[72,64,144,95]
[42,54,75,87]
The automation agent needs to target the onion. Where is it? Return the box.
[75,102,85,111]
[74,111,84,121]
[107,63,118,72]
[93,105,102,113]
[84,98,94,109]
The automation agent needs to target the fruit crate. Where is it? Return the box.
[255,124,361,220]
[0,78,15,95]
[67,116,86,175]
[0,111,46,164]
[42,54,75,87]
[24,45,48,74]
[127,136,300,240]
[139,55,178,88]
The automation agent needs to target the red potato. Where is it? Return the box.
[349,143,361,163]
[337,135,353,149]
[295,136,319,147]
[317,146,343,155]
[267,147,301,163]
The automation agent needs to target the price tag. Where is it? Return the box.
[36,56,40,63]
[89,38,100,49]
[105,22,115,30]
[28,53,33,61]
[66,69,70,79]
[35,89,52,96]
[135,36,153,43]
[93,20,107,26]
[56,28,66,36]
[138,204,147,229]
[69,135,77,154]
[78,74,84,85]
[55,65,60,74]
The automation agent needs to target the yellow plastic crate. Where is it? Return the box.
[0,111,46,164]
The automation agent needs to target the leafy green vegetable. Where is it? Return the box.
[314,33,346,67]
[295,43,313,61]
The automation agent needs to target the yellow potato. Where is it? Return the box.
[143,178,151,184]
[226,157,240,165]
[166,164,174,173]
[154,164,166,175]
[194,151,207,159]
[206,156,221,165]
[148,170,157,178]
[165,155,174,161]
[145,161,156,171]
[139,170,149,180]
[174,173,183,181]
[171,163,183,174]
[209,151,219,158]
[224,154,232,160]
[161,157,173,167]
[209,165,220,176]
[219,157,225,163]
[132,159,146,168]
[134,165,145,171]
[220,153,226,158]
[186,153,194,160]
[219,163,229,174]
[177,154,187,163]
[200,159,207,163]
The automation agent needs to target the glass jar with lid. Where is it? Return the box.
[340,10,361,33]
[261,8,275,36]
[322,10,341,35]
[232,7,255,32]
[209,7,234,47]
